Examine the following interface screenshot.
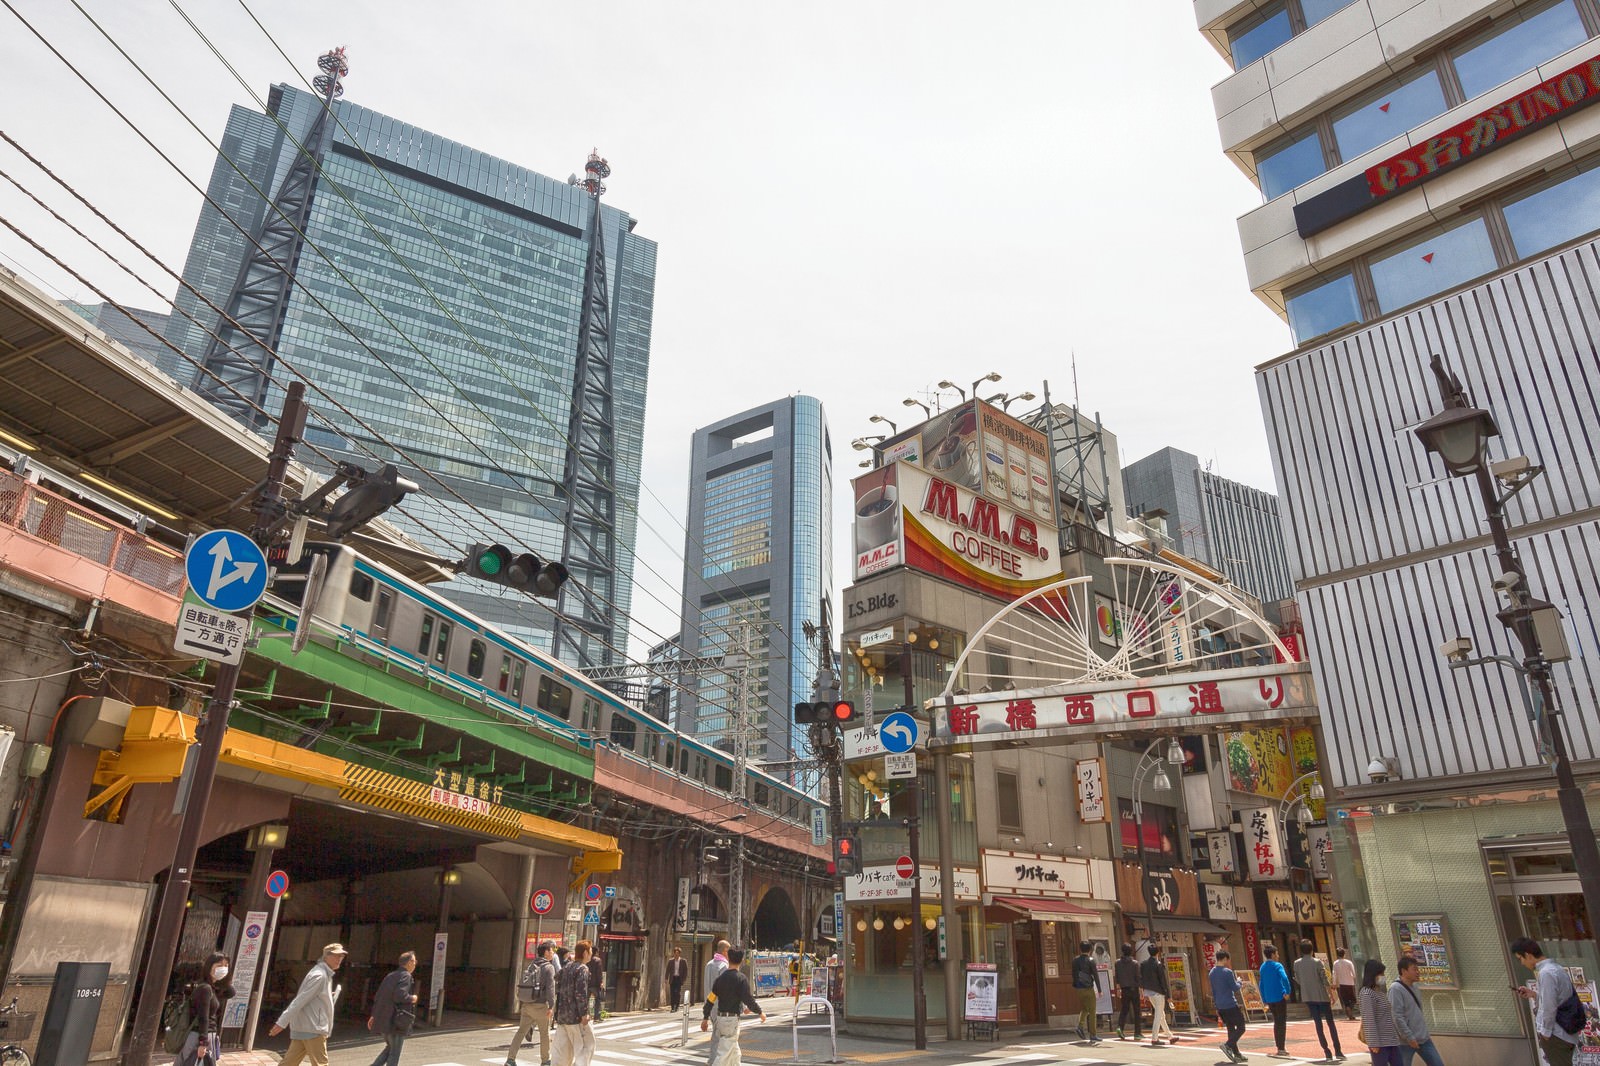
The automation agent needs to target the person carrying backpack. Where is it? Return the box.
[175,953,233,1066]
[1512,937,1583,1066]
[509,942,557,1066]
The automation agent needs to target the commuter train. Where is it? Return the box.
[264,542,816,828]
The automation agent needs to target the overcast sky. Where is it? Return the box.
[0,1,1293,660]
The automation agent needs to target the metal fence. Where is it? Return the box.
[0,469,184,596]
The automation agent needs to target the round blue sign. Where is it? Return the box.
[585,882,602,902]
[265,869,290,899]
[879,711,920,754]
[185,530,270,613]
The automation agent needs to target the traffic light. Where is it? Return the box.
[834,835,861,877]
[795,700,858,725]
[458,543,570,599]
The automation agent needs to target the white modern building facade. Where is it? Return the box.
[1199,2,1600,1062]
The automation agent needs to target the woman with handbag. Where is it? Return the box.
[179,952,234,1066]
[1358,959,1403,1065]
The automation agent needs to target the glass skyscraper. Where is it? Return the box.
[167,84,654,656]
[678,396,832,770]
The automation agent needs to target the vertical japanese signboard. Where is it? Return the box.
[1307,826,1333,879]
[1076,758,1108,823]
[1245,807,1284,882]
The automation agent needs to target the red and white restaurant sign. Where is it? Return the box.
[931,665,1313,741]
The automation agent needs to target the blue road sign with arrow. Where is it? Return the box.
[185,530,269,613]
[879,711,919,754]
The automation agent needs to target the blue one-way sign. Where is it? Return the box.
[185,530,269,614]
[879,711,919,754]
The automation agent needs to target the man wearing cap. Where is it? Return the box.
[509,941,557,1066]
[271,942,347,1066]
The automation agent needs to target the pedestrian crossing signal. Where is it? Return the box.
[834,835,861,877]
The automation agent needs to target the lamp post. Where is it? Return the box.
[869,414,898,434]
[971,372,1002,399]
[1276,772,1325,947]
[1413,353,1600,930]
[903,398,932,419]
[1131,742,1182,950]
[936,380,966,401]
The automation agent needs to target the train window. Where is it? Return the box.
[497,654,511,693]
[434,622,452,665]
[374,590,394,631]
[713,762,733,792]
[350,571,374,602]
[662,742,675,769]
[512,661,526,701]
[467,640,486,679]
[695,755,709,783]
[610,715,637,751]
[419,614,435,656]
[642,731,659,761]
[537,675,573,720]
[753,782,770,809]
[679,748,690,775]
[581,698,602,732]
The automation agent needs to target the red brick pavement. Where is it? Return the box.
[1111,1014,1361,1061]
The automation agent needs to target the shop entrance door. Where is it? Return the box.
[1487,840,1598,1052]
[1014,923,1041,1025]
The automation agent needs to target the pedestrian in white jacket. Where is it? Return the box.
[271,943,348,1066]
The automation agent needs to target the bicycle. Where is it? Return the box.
[0,997,33,1066]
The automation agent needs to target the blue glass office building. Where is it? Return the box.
[679,397,832,768]
[167,84,655,655]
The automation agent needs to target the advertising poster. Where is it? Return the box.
[964,964,998,1022]
[1289,727,1325,819]
[1225,727,1294,799]
[1392,914,1459,990]
[1094,592,1119,647]
[1091,939,1114,1016]
[852,464,902,581]
[430,932,448,1013]
[1165,953,1192,1017]
[1118,799,1179,862]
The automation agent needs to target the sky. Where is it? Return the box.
[0,1,1294,662]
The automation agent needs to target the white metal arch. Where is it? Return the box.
[937,557,1295,699]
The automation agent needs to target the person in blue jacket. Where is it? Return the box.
[1259,943,1293,1056]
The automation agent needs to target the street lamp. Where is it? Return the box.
[1278,771,1325,946]
[1131,746,1175,951]
[936,380,966,401]
[984,391,1037,412]
[1414,353,1600,930]
[869,414,898,434]
[971,372,1002,398]
[851,435,886,451]
[903,398,932,419]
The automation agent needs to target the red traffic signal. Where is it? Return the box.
[834,834,861,876]
[831,700,857,724]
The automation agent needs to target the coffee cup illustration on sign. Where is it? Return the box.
[855,482,900,554]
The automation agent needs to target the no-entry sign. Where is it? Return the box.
[895,856,915,880]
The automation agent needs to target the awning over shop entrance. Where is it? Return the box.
[1151,917,1228,935]
[988,895,1104,922]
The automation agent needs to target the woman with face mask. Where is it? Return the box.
[1359,958,1402,1065]
[179,952,235,1066]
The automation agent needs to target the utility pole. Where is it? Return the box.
[123,383,308,1066]
[901,641,927,1050]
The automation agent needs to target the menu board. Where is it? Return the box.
[1166,952,1192,1016]
[1392,914,1459,990]
[964,963,998,1022]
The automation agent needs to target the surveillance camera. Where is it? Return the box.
[1366,758,1391,783]
[1492,570,1522,592]
[1439,636,1472,662]
[1490,455,1532,482]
